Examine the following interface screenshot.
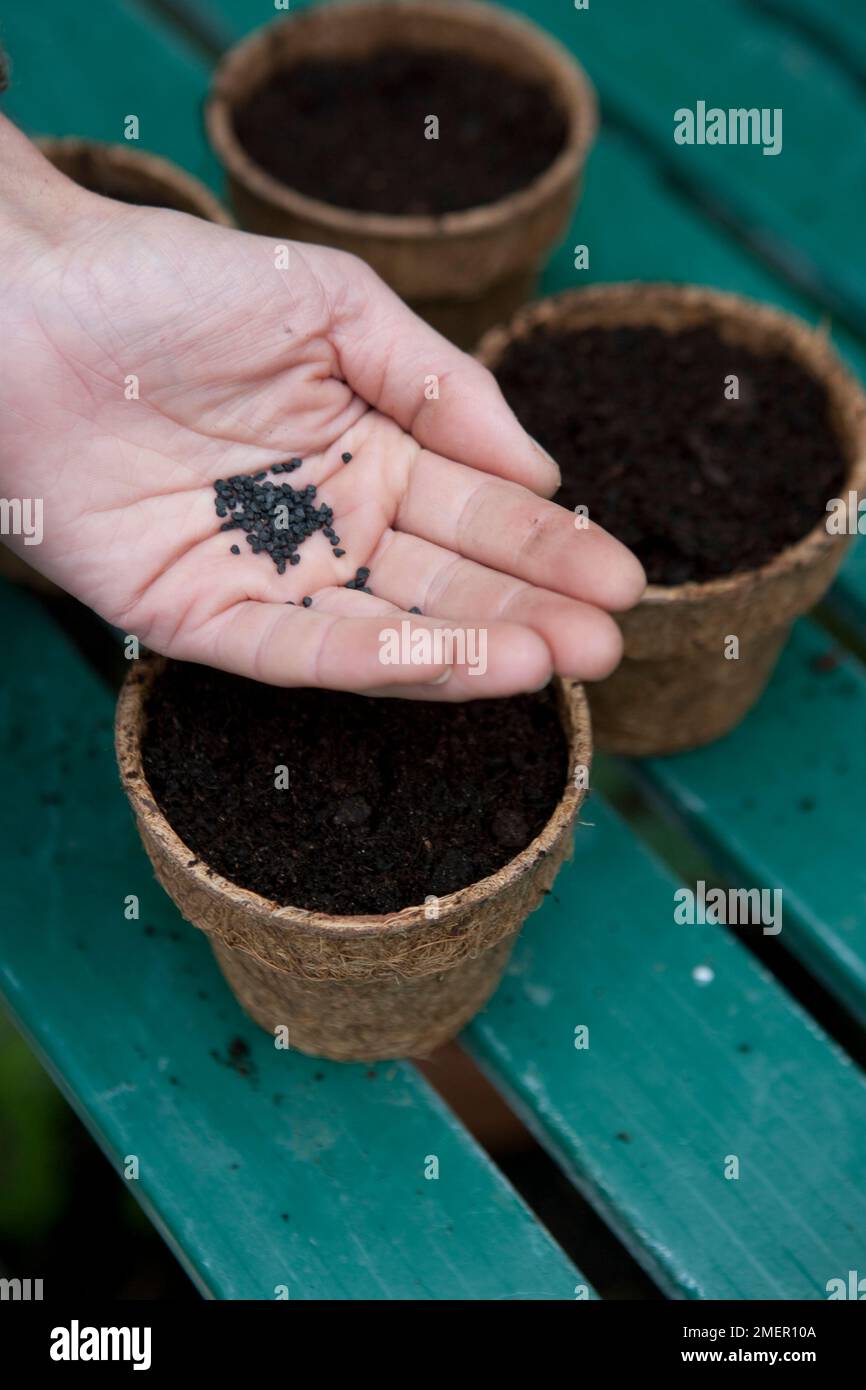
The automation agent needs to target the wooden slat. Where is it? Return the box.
[0,0,222,190]
[754,0,866,82]
[0,582,590,1300]
[637,621,866,1026]
[547,0,866,334]
[464,794,866,1300]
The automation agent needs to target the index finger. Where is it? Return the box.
[395,449,646,612]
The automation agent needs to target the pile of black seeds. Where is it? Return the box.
[493,324,847,586]
[232,47,569,216]
[214,464,339,573]
[142,662,568,915]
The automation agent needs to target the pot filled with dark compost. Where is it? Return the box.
[206,0,597,347]
[480,283,866,755]
[116,657,591,1060]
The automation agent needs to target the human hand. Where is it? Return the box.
[0,119,644,697]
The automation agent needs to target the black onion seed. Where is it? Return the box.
[345,566,372,592]
[302,596,313,607]
[230,545,240,555]
[409,606,422,614]
[341,452,352,463]
[213,469,335,573]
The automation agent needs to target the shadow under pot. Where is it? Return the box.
[478,282,866,756]
[205,0,597,348]
[116,658,591,1061]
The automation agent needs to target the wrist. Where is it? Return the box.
[0,114,102,274]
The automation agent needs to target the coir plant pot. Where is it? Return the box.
[116,657,591,1061]
[37,137,234,223]
[0,140,232,595]
[205,0,597,348]
[478,283,866,755]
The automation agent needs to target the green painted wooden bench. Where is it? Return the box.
[2,0,866,1299]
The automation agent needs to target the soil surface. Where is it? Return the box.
[142,663,568,915]
[494,324,846,585]
[232,46,568,215]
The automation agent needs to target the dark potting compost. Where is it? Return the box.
[141,662,568,915]
[494,324,846,586]
[232,47,568,215]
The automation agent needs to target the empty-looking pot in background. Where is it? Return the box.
[116,658,591,1061]
[478,283,866,755]
[206,0,597,348]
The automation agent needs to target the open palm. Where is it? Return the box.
[1,154,644,697]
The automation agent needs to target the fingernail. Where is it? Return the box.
[429,668,451,686]
[529,435,561,484]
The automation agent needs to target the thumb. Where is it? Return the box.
[324,251,561,497]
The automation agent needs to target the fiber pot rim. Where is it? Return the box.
[476,281,866,612]
[115,654,591,941]
[205,0,597,242]
[37,136,235,226]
